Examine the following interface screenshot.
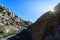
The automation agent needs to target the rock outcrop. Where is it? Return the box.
[0,4,31,39]
[31,3,60,40]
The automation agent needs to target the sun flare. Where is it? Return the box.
[50,8,55,12]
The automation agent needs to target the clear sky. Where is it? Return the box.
[0,0,60,22]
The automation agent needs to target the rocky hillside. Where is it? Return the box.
[7,3,60,40]
[0,4,32,39]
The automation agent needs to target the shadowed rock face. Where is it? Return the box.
[31,3,60,40]
[31,11,60,40]
[7,29,32,40]
[45,25,60,40]
[7,3,60,40]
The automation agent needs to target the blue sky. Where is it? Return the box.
[0,0,60,22]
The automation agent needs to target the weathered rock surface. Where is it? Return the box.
[0,4,32,39]
[31,3,60,40]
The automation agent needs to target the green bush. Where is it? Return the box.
[10,22,14,25]
[3,33,10,38]
[2,30,18,38]
[20,24,28,28]
[0,25,19,39]
[0,8,4,12]
[0,25,4,34]
[0,28,4,33]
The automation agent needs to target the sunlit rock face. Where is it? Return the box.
[0,4,32,39]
